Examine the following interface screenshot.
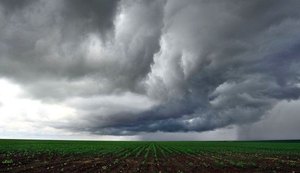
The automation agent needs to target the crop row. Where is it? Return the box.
[1,140,300,157]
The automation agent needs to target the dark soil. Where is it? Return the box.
[0,153,299,173]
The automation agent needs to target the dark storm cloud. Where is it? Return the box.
[62,0,120,38]
[1,0,300,137]
[0,0,37,12]
[0,0,164,100]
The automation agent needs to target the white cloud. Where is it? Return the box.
[0,78,75,137]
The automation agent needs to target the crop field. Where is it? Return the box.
[0,140,299,172]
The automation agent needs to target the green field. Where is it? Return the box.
[0,139,299,172]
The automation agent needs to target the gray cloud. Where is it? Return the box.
[0,0,300,138]
[0,0,36,12]
[0,0,164,100]
[62,0,120,36]
[238,100,300,140]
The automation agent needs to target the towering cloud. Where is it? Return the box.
[0,0,300,138]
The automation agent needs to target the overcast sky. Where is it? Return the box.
[0,0,300,140]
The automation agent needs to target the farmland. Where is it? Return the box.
[0,140,299,172]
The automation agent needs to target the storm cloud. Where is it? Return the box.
[0,0,300,138]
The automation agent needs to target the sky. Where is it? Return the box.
[0,0,300,141]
